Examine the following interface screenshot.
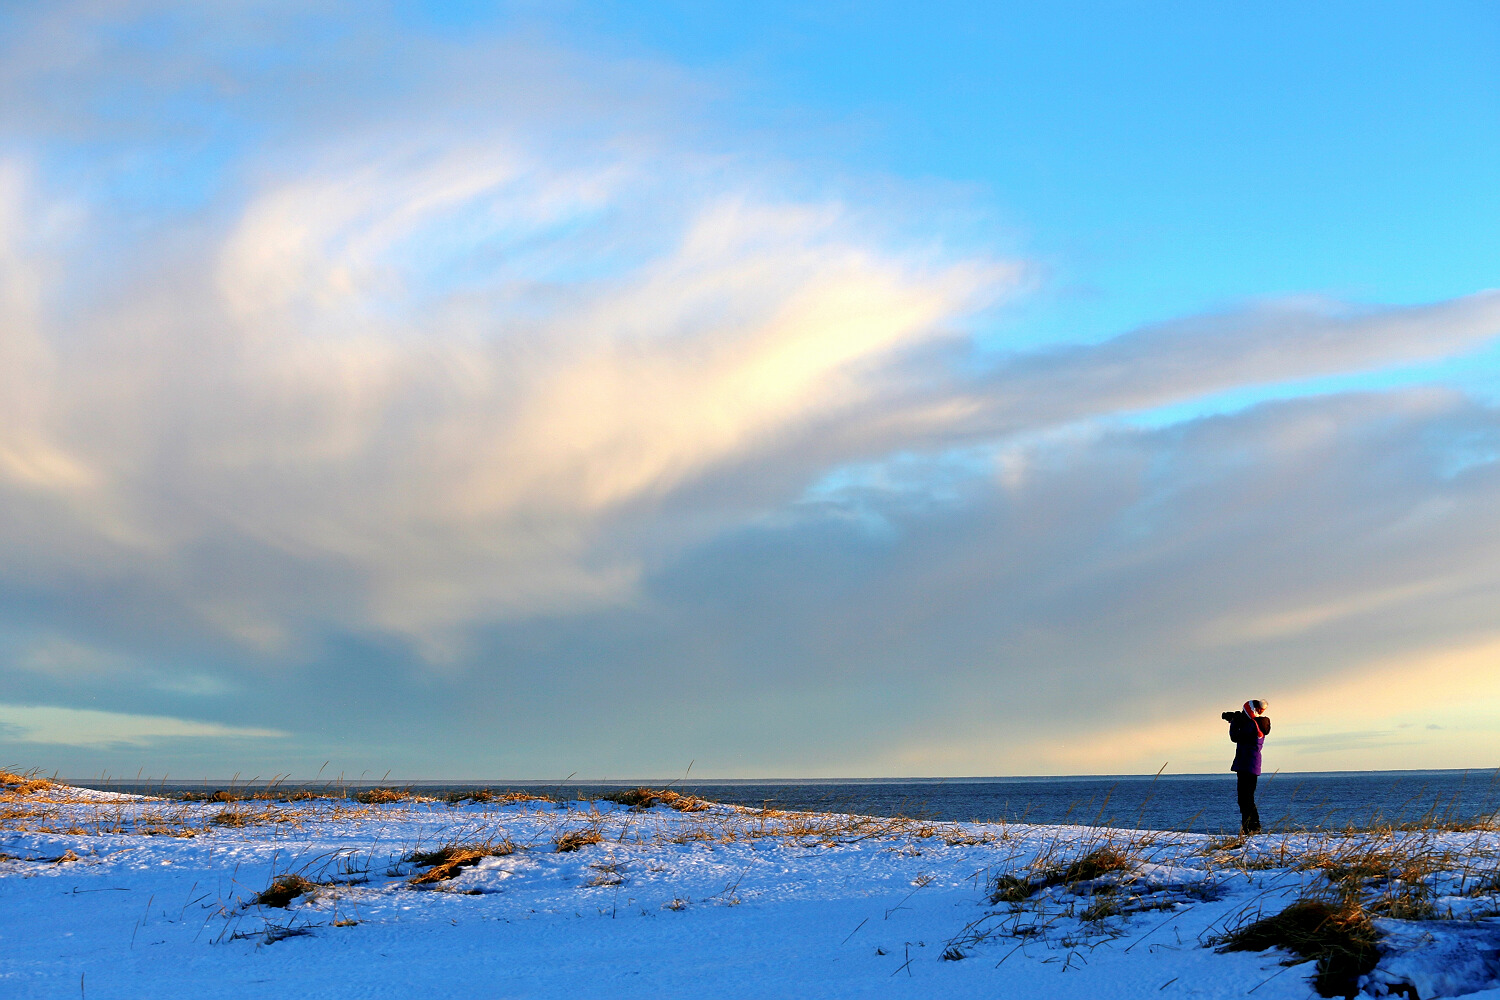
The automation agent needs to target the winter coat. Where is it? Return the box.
[1228,711,1271,775]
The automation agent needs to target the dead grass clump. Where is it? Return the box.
[989,874,1037,904]
[754,811,907,843]
[555,828,605,853]
[459,789,556,805]
[1219,898,1379,999]
[133,809,202,836]
[1312,848,1403,884]
[1058,846,1133,883]
[0,805,42,822]
[1079,887,1120,922]
[943,831,995,847]
[603,787,656,808]
[667,826,715,844]
[407,840,516,884]
[0,770,52,798]
[1272,832,1458,926]
[1462,867,1500,898]
[1284,829,1455,881]
[354,788,409,805]
[181,788,303,802]
[143,824,200,838]
[254,874,317,908]
[987,844,1138,906]
[603,787,711,812]
[1371,887,1437,921]
[210,805,300,829]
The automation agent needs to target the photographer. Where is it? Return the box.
[1222,699,1270,834]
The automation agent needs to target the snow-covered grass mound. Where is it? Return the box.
[2,777,1500,999]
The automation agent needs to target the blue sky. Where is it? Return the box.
[483,2,1500,340]
[0,1,1497,779]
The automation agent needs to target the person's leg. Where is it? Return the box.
[1236,772,1257,834]
[1244,773,1261,833]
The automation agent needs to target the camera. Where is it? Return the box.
[1221,711,1236,722]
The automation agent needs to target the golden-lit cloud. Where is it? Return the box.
[1031,634,1500,775]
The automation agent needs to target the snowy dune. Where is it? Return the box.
[2,778,1499,999]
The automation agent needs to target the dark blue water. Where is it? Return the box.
[72,769,1500,833]
[651,771,1500,833]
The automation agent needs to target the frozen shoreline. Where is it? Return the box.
[3,778,1500,999]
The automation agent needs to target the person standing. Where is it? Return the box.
[1225,699,1271,834]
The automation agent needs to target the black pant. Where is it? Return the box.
[1237,771,1261,834]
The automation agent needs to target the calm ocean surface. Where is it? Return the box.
[77,769,1500,834]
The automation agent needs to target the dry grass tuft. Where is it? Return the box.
[555,828,605,853]
[988,873,1037,903]
[354,788,410,805]
[1078,886,1121,922]
[180,787,321,803]
[207,805,302,830]
[603,787,711,812]
[406,839,516,885]
[1219,897,1379,999]
[131,808,204,837]
[942,831,997,847]
[458,789,556,805]
[1058,845,1133,882]
[254,874,317,908]
[211,808,254,827]
[0,805,43,822]
[0,770,52,798]
[1300,838,1451,886]
[988,845,1137,904]
[665,826,715,844]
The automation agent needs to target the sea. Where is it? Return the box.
[73,768,1500,834]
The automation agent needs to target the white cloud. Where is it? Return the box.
[6,121,1495,661]
[0,703,285,747]
[0,51,1022,654]
[1,3,1500,776]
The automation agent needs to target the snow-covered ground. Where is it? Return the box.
[3,780,1499,999]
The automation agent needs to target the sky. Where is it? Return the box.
[1,1,1498,780]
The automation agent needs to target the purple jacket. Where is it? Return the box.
[1229,712,1271,774]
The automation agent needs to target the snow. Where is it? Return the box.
[2,784,1498,999]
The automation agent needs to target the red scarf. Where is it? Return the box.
[1243,702,1265,739]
